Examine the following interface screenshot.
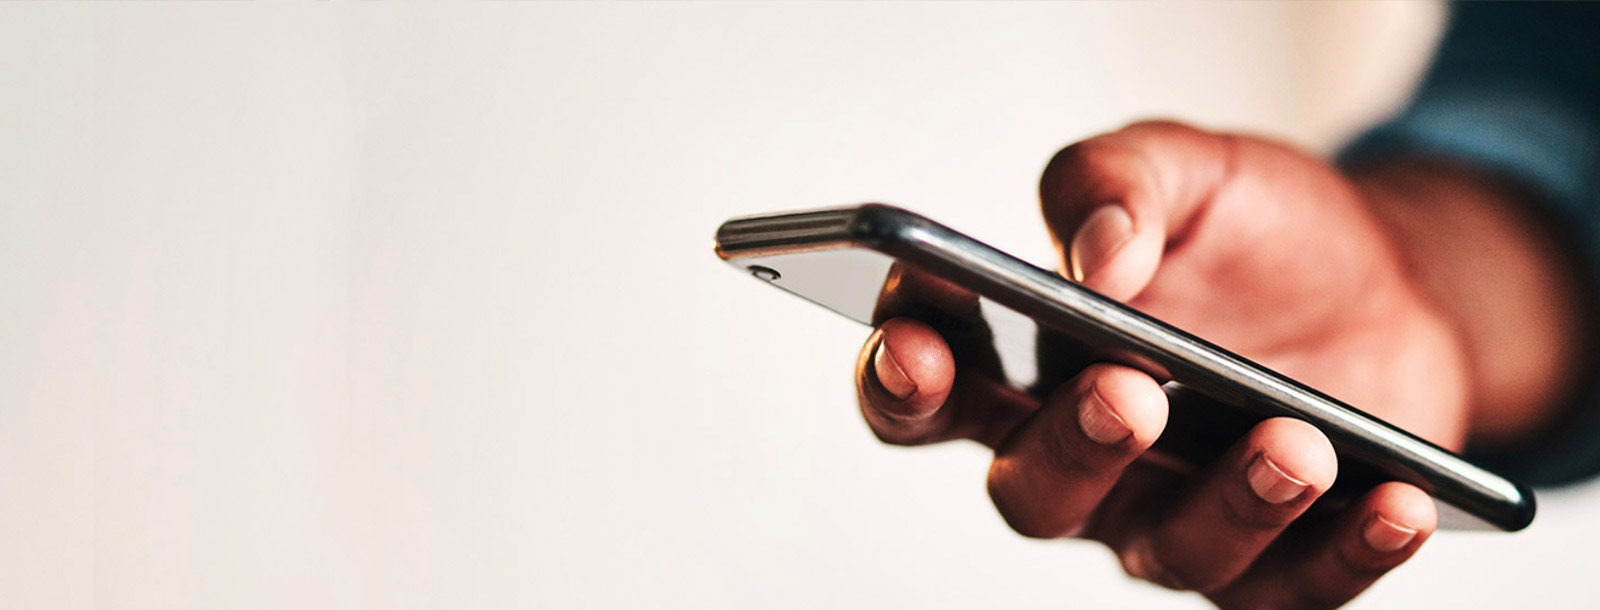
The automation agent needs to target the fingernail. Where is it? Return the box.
[1363,515,1418,553]
[873,336,917,400]
[1247,454,1308,504]
[1078,387,1132,445]
[1069,206,1134,283]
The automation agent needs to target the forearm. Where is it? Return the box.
[1352,157,1595,448]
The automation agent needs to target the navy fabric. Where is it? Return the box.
[1341,3,1600,486]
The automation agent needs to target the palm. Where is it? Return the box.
[1055,132,1470,448]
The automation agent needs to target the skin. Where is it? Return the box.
[854,121,1591,609]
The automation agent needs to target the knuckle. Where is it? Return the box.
[1044,139,1118,179]
[1139,537,1241,594]
[1117,538,1194,591]
[997,508,1065,540]
[1164,563,1229,594]
[986,474,1068,539]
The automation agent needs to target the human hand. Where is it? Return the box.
[856,121,1483,608]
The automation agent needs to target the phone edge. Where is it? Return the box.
[714,203,1537,532]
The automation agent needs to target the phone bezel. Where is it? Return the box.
[715,203,1536,532]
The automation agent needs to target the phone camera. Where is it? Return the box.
[748,265,781,281]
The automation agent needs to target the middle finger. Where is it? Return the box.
[1116,417,1337,592]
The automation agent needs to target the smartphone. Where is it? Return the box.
[714,203,1535,532]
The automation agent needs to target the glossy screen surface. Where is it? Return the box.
[730,248,1045,390]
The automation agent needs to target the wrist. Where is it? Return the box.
[1350,157,1594,448]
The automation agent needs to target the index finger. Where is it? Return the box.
[856,317,1036,449]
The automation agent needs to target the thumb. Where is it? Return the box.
[1039,120,1236,302]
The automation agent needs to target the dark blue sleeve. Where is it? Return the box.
[1341,2,1600,486]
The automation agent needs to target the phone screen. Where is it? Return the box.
[733,247,1048,391]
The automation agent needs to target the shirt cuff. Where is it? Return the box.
[1341,83,1600,486]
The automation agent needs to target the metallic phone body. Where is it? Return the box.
[714,204,1535,532]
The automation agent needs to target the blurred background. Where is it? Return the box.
[5,2,1595,608]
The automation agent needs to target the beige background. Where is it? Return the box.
[4,3,1596,609]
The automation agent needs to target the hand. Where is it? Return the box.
[855,121,1587,608]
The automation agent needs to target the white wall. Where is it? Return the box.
[5,3,1591,609]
